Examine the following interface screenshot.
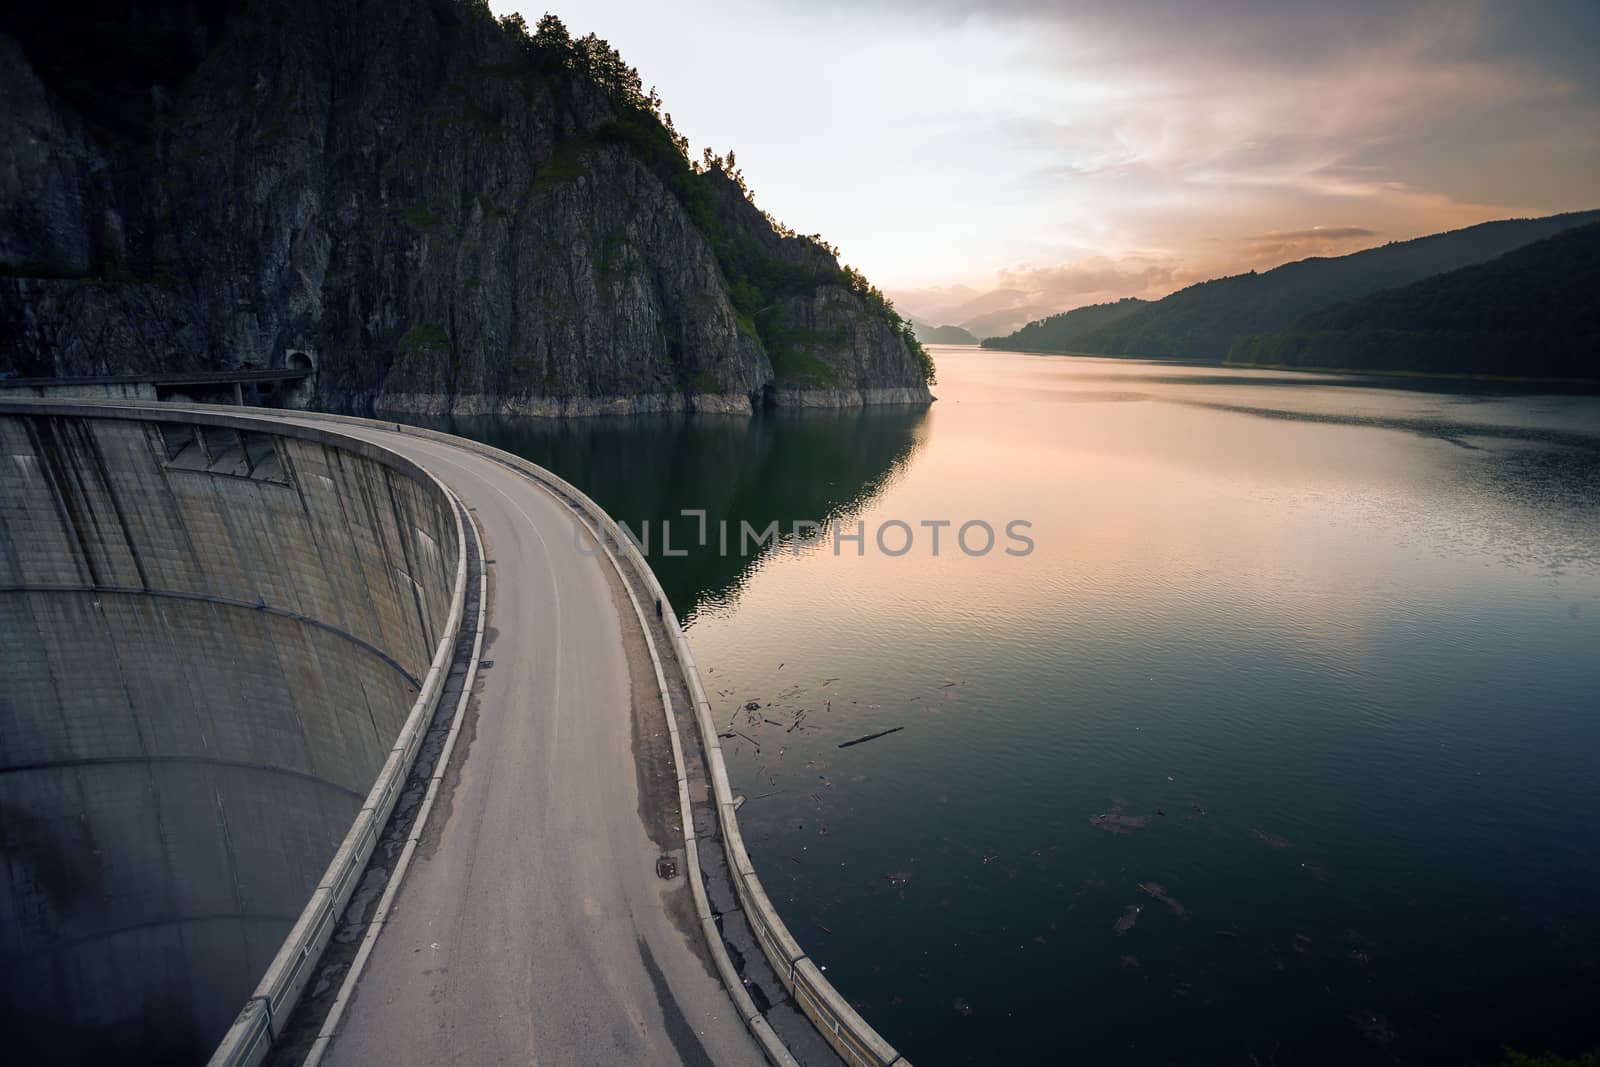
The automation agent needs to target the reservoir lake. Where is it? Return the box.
[408,347,1600,1065]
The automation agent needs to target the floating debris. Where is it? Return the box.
[1119,954,1140,969]
[1215,930,1239,939]
[1136,881,1190,919]
[1113,905,1143,935]
[838,726,905,749]
[743,700,762,712]
[953,997,973,1016]
[1292,933,1312,953]
[1090,797,1153,835]
[1250,828,1294,850]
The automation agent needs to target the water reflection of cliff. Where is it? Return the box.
[409,407,929,619]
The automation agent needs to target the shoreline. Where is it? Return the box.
[963,346,1600,389]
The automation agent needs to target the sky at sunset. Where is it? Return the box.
[497,0,1600,324]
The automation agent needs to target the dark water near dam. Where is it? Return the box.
[408,349,1600,1065]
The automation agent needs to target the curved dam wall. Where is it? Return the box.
[0,405,460,1064]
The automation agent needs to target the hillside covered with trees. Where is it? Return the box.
[983,212,1599,361]
[1227,223,1600,379]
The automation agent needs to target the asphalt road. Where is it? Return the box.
[321,428,762,1066]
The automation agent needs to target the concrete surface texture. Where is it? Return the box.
[309,426,765,1067]
[0,410,459,1063]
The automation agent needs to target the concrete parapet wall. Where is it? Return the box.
[335,416,911,1067]
[0,405,462,1064]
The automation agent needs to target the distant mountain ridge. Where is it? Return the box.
[1227,222,1600,379]
[980,298,1148,353]
[983,211,1600,361]
[889,286,1056,340]
[911,321,979,344]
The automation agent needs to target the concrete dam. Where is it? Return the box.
[0,400,912,1067]
[0,406,462,1062]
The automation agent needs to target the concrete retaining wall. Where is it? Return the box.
[0,405,462,1064]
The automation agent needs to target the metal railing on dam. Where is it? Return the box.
[0,402,466,1064]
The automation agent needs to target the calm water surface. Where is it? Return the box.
[410,349,1600,1065]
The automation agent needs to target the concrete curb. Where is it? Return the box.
[299,502,488,1067]
[570,478,803,1067]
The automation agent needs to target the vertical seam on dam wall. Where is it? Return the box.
[82,420,152,589]
[22,417,94,585]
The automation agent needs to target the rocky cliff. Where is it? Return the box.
[0,0,934,415]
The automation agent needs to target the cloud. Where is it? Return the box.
[1238,226,1380,265]
[996,256,1179,303]
[536,0,1600,289]
[1254,228,1377,241]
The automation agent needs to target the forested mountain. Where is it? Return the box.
[0,0,933,413]
[984,212,1600,360]
[912,321,979,344]
[1227,223,1600,378]
[981,298,1148,352]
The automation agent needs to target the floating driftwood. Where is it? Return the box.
[837,726,905,749]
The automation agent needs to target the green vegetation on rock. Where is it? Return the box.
[498,11,935,390]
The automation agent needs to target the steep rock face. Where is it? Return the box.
[0,0,932,414]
